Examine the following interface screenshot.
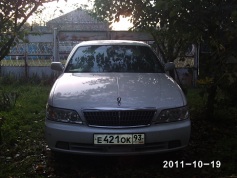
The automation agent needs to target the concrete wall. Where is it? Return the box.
[1,66,53,78]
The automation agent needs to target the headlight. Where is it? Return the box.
[46,105,82,124]
[153,106,189,124]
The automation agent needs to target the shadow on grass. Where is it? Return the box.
[44,150,201,178]
[53,154,152,177]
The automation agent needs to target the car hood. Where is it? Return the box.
[48,73,186,110]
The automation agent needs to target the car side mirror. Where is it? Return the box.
[164,62,175,71]
[51,62,64,72]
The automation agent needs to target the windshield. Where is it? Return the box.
[65,45,164,73]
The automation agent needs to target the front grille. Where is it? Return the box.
[83,109,156,127]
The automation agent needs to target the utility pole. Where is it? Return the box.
[53,28,59,62]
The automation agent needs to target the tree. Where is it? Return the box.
[93,0,199,81]
[93,0,237,118]
[183,0,237,118]
[94,0,198,59]
[0,0,61,61]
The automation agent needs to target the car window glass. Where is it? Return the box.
[65,45,164,73]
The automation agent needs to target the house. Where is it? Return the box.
[46,8,110,31]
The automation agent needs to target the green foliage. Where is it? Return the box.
[198,48,237,117]
[93,0,237,58]
[93,0,193,63]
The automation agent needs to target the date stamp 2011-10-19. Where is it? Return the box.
[163,160,221,169]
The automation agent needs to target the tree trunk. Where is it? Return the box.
[206,84,217,119]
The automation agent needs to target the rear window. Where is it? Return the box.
[65,45,164,73]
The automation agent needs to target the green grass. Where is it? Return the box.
[0,84,236,177]
[0,84,50,177]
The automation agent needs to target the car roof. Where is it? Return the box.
[76,40,150,47]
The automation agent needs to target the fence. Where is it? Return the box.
[0,30,197,86]
[1,30,155,66]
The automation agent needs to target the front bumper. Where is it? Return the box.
[45,119,191,155]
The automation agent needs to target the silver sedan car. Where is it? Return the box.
[45,40,191,155]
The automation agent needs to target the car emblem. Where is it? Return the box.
[117,97,121,106]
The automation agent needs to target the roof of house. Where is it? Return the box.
[46,9,109,31]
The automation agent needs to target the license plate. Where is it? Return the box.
[94,134,145,145]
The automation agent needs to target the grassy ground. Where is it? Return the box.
[0,83,236,177]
